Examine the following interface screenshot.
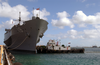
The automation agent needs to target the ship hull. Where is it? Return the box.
[4,18,48,52]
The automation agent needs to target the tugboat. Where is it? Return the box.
[47,40,71,50]
[36,40,84,53]
[4,12,48,52]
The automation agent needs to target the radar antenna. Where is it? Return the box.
[19,12,21,25]
[13,12,23,25]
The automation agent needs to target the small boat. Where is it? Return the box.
[36,40,84,53]
[47,40,71,50]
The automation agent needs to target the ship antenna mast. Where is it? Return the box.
[19,12,21,25]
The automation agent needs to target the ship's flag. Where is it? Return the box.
[68,42,71,44]
[36,8,40,17]
[36,8,40,10]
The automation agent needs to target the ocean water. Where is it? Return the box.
[12,48,100,65]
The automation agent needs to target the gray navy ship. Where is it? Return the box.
[4,12,48,52]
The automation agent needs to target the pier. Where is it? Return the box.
[0,45,22,65]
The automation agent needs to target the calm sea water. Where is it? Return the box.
[12,48,100,65]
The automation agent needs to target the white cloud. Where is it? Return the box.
[67,29,100,39]
[72,11,87,24]
[0,2,50,29]
[67,29,81,39]
[50,10,100,39]
[46,29,100,39]
[78,35,84,39]
[72,11,100,27]
[67,29,77,35]
[93,25,100,29]
[83,29,100,38]
[52,10,100,28]
[70,35,76,39]
[92,24,100,33]
[32,8,50,20]
[79,23,87,27]
[58,37,61,39]
[0,2,30,20]
[51,11,74,29]
[46,29,80,39]
[63,36,67,38]
[0,2,31,29]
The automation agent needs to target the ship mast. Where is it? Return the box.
[19,12,21,25]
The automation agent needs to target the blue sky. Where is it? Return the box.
[0,0,100,47]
